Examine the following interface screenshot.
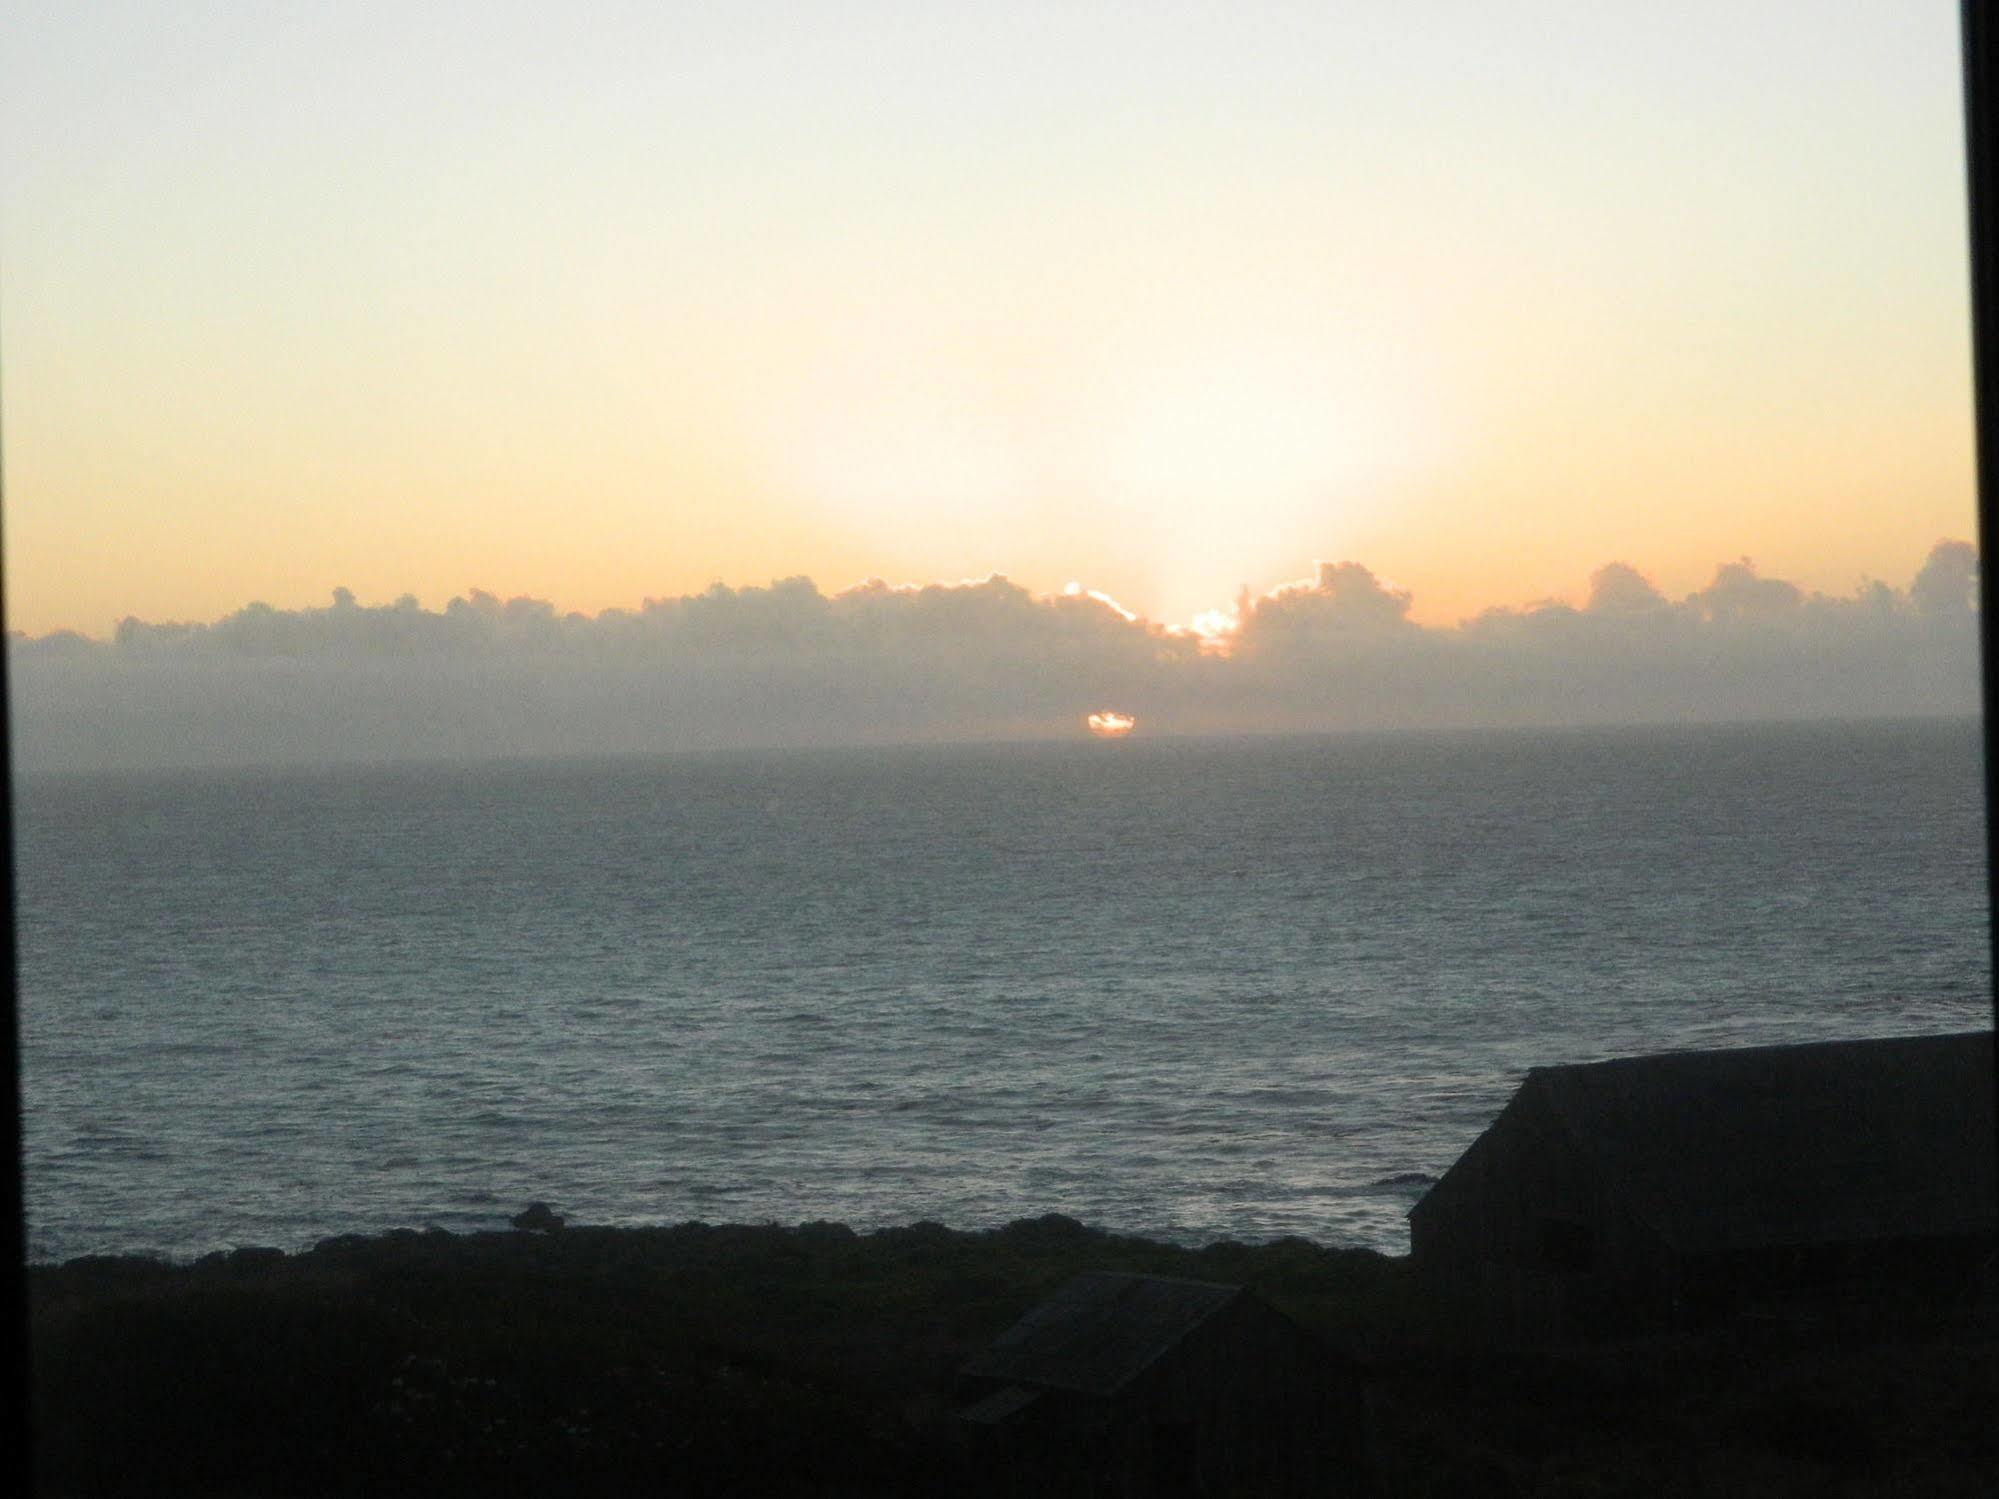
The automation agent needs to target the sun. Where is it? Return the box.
[1086,710,1136,739]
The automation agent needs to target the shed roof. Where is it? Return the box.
[960,1271,1246,1397]
[957,1383,1046,1425]
[1527,1030,1996,1254]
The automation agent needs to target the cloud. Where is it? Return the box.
[8,543,1980,771]
[1691,559,1805,621]
[1911,539,1978,617]
[1239,562,1419,639]
[1584,563,1669,616]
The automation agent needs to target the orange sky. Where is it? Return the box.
[0,2,1977,638]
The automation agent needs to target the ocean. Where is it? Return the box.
[16,718,1991,1265]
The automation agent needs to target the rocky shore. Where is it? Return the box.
[27,1214,1999,1495]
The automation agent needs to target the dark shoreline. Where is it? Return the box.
[27,1214,1999,1496]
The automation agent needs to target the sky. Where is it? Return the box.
[0,1,1982,756]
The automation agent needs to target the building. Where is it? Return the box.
[954,1270,1359,1496]
[1409,1030,1998,1342]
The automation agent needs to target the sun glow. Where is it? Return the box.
[1086,711,1136,739]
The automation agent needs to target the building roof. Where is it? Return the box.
[1527,1030,1997,1255]
[959,1271,1246,1397]
[957,1383,1046,1425]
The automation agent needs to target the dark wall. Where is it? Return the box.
[1677,1233,1999,1329]
[1409,1080,1673,1342]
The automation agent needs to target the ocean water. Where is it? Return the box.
[16,719,1992,1264]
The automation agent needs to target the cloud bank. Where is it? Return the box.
[9,544,1979,772]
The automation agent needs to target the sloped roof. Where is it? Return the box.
[957,1383,1045,1424]
[1530,1030,1996,1254]
[960,1271,1245,1397]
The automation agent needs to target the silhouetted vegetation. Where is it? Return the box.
[28,1217,1999,1496]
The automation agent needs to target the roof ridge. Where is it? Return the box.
[1534,1028,1993,1077]
[960,1271,1252,1397]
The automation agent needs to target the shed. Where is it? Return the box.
[954,1270,1360,1496]
[1409,1030,1998,1342]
